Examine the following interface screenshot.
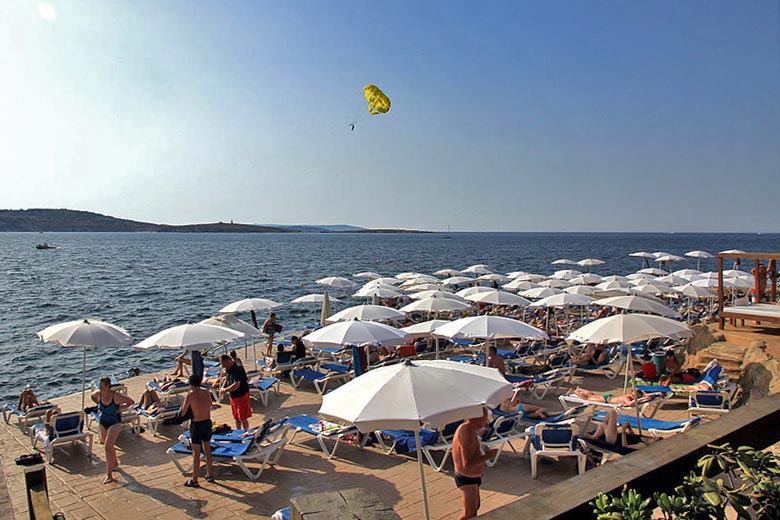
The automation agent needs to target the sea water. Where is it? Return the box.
[0,231,777,403]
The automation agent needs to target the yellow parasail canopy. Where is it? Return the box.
[363,84,391,115]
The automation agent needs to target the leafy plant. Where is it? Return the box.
[590,444,780,519]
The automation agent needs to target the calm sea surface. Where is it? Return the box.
[1,232,778,403]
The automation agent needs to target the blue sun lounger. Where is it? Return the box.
[591,410,701,436]
[3,403,56,433]
[289,367,352,395]
[286,414,364,459]
[168,419,289,480]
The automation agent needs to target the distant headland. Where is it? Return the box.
[0,209,428,234]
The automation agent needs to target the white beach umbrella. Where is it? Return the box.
[410,290,465,302]
[360,281,401,292]
[674,285,715,299]
[592,295,677,318]
[551,259,578,266]
[685,250,714,270]
[538,278,573,289]
[396,272,428,280]
[462,264,493,276]
[219,298,281,314]
[577,258,605,272]
[629,251,656,269]
[723,269,750,279]
[401,320,451,338]
[720,249,746,254]
[568,314,692,345]
[135,323,244,351]
[326,304,406,324]
[570,273,602,285]
[302,319,410,349]
[38,319,133,409]
[502,280,540,292]
[564,285,598,296]
[602,275,630,283]
[434,268,464,277]
[515,273,546,282]
[319,359,512,520]
[655,274,691,285]
[353,271,382,280]
[199,315,261,337]
[433,315,547,342]
[401,283,443,292]
[638,267,668,276]
[626,273,655,281]
[655,254,685,273]
[291,293,342,304]
[442,276,474,286]
[673,269,703,277]
[316,276,356,290]
[455,286,496,298]
[365,277,403,286]
[552,269,583,280]
[520,287,564,299]
[405,274,441,284]
[353,287,405,299]
[466,290,531,307]
[592,288,630,299]
[596,280,631,290]
[690,278,737,289]
[476,273,511,284]
[630,285,678,297]
[400,297,472,314]
[506,271,528,279]
[726,277,753,290]
[528,293,593,308]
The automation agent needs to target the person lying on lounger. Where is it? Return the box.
[572,344,608,366]
[573,387,637,406]
[582,408,656,452]
[499,392,549,419]
[18,388,50,412]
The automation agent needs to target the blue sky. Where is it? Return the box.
[1,1,778,231]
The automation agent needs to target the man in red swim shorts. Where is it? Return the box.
[220,354,251,430]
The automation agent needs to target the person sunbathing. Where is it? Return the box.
[171,352,191,377]
[582,408,656,453]
[18,388,49,412]
[499,393,549,419]
[138,386,161,415]
[573,387,637,406]
[154,376,185,391]
[573,344,608,366]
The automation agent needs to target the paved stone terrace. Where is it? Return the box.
[0,352,694,520]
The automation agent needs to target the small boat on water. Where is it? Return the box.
[35,243,57,250]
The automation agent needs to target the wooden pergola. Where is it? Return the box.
[718,252,780,329]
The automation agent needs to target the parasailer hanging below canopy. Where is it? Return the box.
[349,84,390,131]
[363,84,391,114]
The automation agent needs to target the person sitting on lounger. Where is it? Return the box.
[139,385,161,415]
[573,344,608,366]
[171,351,191,377]
[487,346,506,375]
[573,387,637,406]
[637,352,657,380]
[659,351,683,385]
[18,387,49,412]
[499,391,549,419]
[229,350,243,367]
[582,408,656,453]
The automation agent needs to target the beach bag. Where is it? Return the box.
[273,323,283,333]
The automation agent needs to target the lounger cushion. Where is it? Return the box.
[292,369,327,381]
[592,411,700,431]
[379,429,438,454]
[169,441,252,458]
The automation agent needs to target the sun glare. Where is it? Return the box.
[37,2,57,22]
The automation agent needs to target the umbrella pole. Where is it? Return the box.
[629,353,643,436]
[434,336,439,360]
[415,430,431,520]
[81,346,87,411]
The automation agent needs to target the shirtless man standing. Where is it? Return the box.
[452,410,498,520]
[180,374,213,487]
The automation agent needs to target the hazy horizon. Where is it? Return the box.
[1,2,778,232]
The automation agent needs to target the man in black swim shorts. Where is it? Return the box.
[180,374,214,487]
